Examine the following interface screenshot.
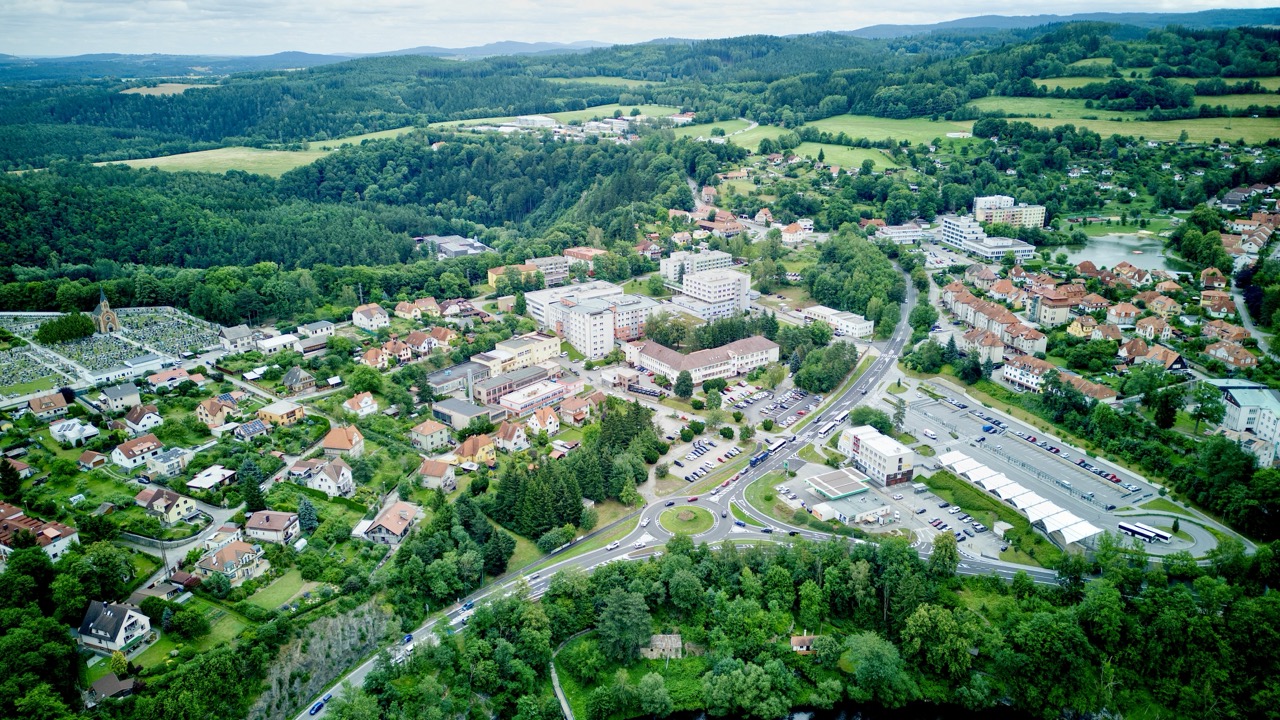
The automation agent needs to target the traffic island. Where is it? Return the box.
[659,506,714,535]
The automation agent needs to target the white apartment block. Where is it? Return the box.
[837,426,914,487]
[625,336,779,384]
[546,293,662,359]
[939,215,1036,262]
[660,249,733,283]
[675,269,751,320]
[800,305,874,338]
[525,256,570,287]
[877,223,924,244]
[973,195,1046,228]
[471,332,560,375]
[524,281,623,326]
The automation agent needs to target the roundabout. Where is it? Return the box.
[659,506,715,535]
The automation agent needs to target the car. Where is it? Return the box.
[1000,544,1009,552]
[323,694,333,703]
[995,444,1002,450]
[138,477,151,484]
[1027,436,1037,443]
[310,701,326,716]
[673,460,684,467]
[788,530,799,536]
[796,410,807,416]
[734,520,746,527]
[640,517,650,527]
[760,527,774,534]
[665,500,676,507]
[560,352,569,357]
[461,600,474,611]
[938,501,950,508]
[892,493,904,500]
[1077,459,1087,466]
[404,634,414,644]
[606,541,620,551]
[721,510,728,518]
[963,528,975,537]
[688,496,698,502]
[707,441,717,447]
[633,541,645,549]
[916,507,926,514]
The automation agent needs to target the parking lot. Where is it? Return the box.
[760,387,822,429]
[671,436,742,483]
[921,241,970,269]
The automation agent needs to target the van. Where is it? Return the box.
[922,429,937,440]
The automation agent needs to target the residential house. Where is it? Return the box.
[1118,337,1149,362]
[258,399,305,426]
[146,368,191,391]
[1067,316,1098,338]
[1105,303,1140,328]
[527,407,560,436]
[405,330,434,355]
[382,336,412,364]
[364,502,419,544]
[27,392,69,420]
[112,434,164,470]
[99,383,141,413]
[456,434,497,466]
[1,458,31,481]
[1078,293,1111,313]
[296,320,335,338]
[1091,324,1123,342]
[700,186,718,203]
[147,447,191,479]
[78,602,151,655]
[791,636,818,655]
[428,326,457,349]
[196,540,267,586]
[494,421,530,452]
[343,391,379,417]
[1113,262,1151,286]
[196,396,236,428]
[187,464,236,492]
[1135,316,1172,342]
[233,420,270,441]
[290,457,355,498]
[219,325,256,352]
[559,395,593,426]
[394,301,423,320]
[1204,296,1237,318]
[352,303,390,331]
[78,450,107,472]
[754,208,773,224]
[134,487,197,526]
[281,366,315,394]
[1156,280,1183,294]
[417,459,456,492]
[1062,375,1120,404]
[1138,345,1189,373]
[88,674,137,704]
[635,239,663,261]
[322,425,365,458]
[414,298,441,317]
[257,334,299,355]
[1206,341,1258,369]
[244,510,299,545]
[0,501,78,563]
[360,347,388,369]
[1203,319,1250,343]
[124,404,163,435]
[409,419,452,453]
[1201,290,1232,308]
[960,328,1003,365]
[1008,265,1031,284]
[964,264,999,290]
[1002,355,1057,392]
[1201,267,1228,289]
[1148,295,1182,318]
[50,418,99,446]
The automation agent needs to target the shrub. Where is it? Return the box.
[719,427,734,439]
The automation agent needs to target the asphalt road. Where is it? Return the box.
[292,272,1059,718]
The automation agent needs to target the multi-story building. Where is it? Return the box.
[547,293,662,359]
[939,215,1036,262]
[473,366,550,405]
[1001,355,1057,392]
[1210,379,1280,448]
[972,195,1046,228]
[659,249,733,284]
[78,601,151,655]
[427,234,494,259]
[497,378,585,417]
[0,501,78,565]
[1028,290,1074,327]
[244,510,299,545]
[471,332,560,375]
[112,434,164,470]
[563,246,610,269]
[524,281,623,326]
[352,303,389,332]
[409,419,452,452]
[837,426,914,487]
[425,361,489,397]
[799,305,874,338]
[99,383,141,413]
[525,256,570,287]
[431,397,496,429]
[674,269,751,320]
[875,223,924,244]
[486,264,540,288]
[624,336,779,384]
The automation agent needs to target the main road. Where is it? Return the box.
[292,271,1057,718]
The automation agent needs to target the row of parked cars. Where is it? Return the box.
[733,388,772,410]
[929,503,988,540]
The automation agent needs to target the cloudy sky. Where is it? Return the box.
[0,0,1269,57]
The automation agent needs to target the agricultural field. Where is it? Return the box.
[308,126,420,149]
[790,142,901,169]
[966,96,1280,144]
[120,83,207,96]
[100,147,331,177]
[728,123,791,150]
[672,119,751,138]
[544,76,657,87]
[805,114,975,144]
[1194,93,1280,110]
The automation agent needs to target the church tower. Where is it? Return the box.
[90,289,120,334]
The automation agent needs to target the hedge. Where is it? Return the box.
[923,470,1062,566]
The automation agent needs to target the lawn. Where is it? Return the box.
[659,506,714,535]
[791,142,902,169]
[727,123,791,150]
[560,341,584,361]
[796,443,830,465]
[507,533,542,572]
[673,119,751,138]
[134,597,249,670]
[623,278,671,298]
[526,517,637,572]
[247,569,307,609]
[0,377,56,395]
[806,114,975,144]
[744,472,800,524]
[1140,497,1192,517]
[730,500,764,527]
[99,147,331,176]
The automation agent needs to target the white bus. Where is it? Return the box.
[1118,522,1159,543]
[818,421,838,437]
[833,410,849,424]
[1131,521,1172,543]
[767,438,787,454]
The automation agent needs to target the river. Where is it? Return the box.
[1058,232,1182,273]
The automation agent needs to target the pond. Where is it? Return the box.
[1057,232,1185,273]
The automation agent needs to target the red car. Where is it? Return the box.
[688,496,698,502]
[1110,474,1120,483]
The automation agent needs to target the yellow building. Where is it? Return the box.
[257,400,305,426]
[456,434,496,466]
[487,264,540,288]
[471,332,560,375]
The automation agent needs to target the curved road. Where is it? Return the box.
[292,271,1058,718]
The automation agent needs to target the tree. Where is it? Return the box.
[798,579,824,631]
[1151,386,1182,430]
[348,365,383,395]
[902,604,974,680]
[719,426,734,439]
[239,459,266,512]
[109,650,129,676]
[849,406,892,434]
[0,458,22,502]
[596,589,652,663]
[956,354,983,384]
[674,371,693,400]
[1190,382,1225,431]
[928,532,960,580]
[514,292,527,316]
[637,672,673,717]
[202,569,231,598]
[943,335,959,364]
[892,398,906,432]
[298,497,319,533]
[705,391,722,410]
[764,363,787,389]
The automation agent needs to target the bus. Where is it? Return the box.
[817,421,838,437]
[767,438,787,454]
[1131,521,1172,543]
[750,451,771,468]
[1117,522,1159,543]
[833,410,849,424]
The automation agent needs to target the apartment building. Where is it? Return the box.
[525,255,570,287]
[876,223,924,244]
[625,336,779,384]
[973,195,1046,228]
[473,366,550,405]
[674,269,751,320]
[837,426,914,487]
[548,293,662,359]
[471,332,560,375]
[524,281,623,326]
[799,305,875,338]
[1002,355,1057,392]
[659,249,733,283]
[939,215,1036,262]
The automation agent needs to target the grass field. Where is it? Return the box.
[966,95,1279,144]
[549,104,679,123]
[309,126,419,149]
[659,506,714,535]
[806,115,974,144]
[791,142,901,169]
[727,123,791,150]
[100,147,330,176]
[730,500,764,527]
[673,119,750,138]
[1194,93,1280,110]
[121,83,205,96]
[544,76,657,87]
[1141,497,1192,517]
[247,569,308,609]
[0,377,56,395]
[1039,75,1280,92]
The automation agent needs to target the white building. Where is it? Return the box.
[1002,355,1057,392]
[78,601,151,655]
[525,255,570,287]
[524,281,624,326]
[50,418,100,446]
[297,321,335,338]
[660,249,733,284]
[939,215,1036,262]
[99,383,141,413]
[352,304,390,332]
[837,426,914,487]
[876,223,924,244]
[799,305,874,338]
[257,333,299,355]
[973,195,1046,228]
[546,293,663,359]
[513,115,556,128]
[674,269,751,320]
[625,336,779,384]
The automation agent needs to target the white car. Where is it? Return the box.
[633,541,646,549]
[640,517,650,527]
[606,541,620,551]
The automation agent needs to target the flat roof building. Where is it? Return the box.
[675,269,751,320]
[660,249,733,283]
[805,467,872,500]
[837,425,914,487]
[800,305,874,339]
[524,281,624,326]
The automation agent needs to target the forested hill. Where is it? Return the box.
[845,7,1280,38]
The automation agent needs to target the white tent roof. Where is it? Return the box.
[952,458,982,475]
[1010,492,1046,510]
[964,465,998,482]
[1059,520,1103,545]
[938,450,970,467]
[1041,510,1082,533]
[978,473,1012,491]
[993,483,1029,500]
[1024,501,1062,523]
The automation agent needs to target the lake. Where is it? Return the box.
[1059,232,1180,273]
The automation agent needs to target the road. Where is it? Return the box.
[291,266,1059,718]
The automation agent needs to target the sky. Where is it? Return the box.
[0,0,1272,57]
